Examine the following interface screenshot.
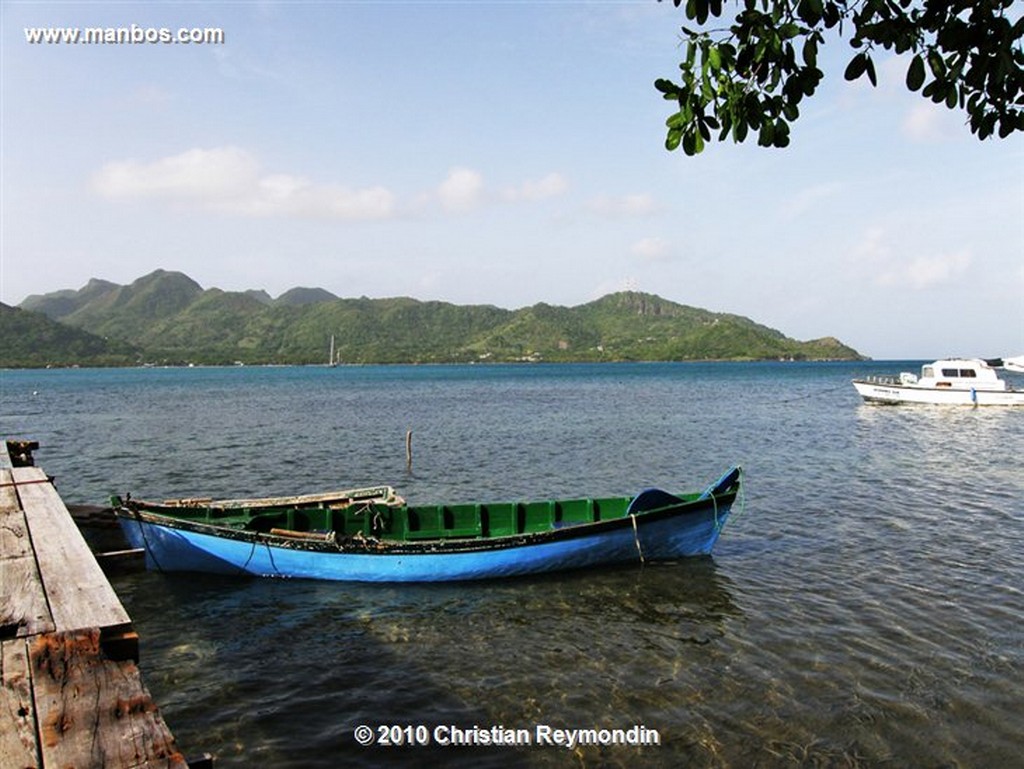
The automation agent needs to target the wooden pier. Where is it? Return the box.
[1,440,201,768]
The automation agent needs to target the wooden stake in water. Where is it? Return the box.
[406,430,413,469]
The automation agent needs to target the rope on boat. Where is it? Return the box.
[630,514,645,565]
[265,538,281,577]
[240,538,258,574]
[708,466,745,533]
[725,470,747,527]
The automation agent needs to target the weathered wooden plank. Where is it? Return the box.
[14,467,133,638]
[0,441,13,470]
[0,468,19,512]
[31,628,189,769]
[1,637,40,768]
[1,468,57,640]
[1,455,197,768]
[1,505,32,559]
[0,554,55,639]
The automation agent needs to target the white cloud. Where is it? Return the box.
[586,193,659,218]
[93,151,638,224]
[93,146,396,220]
[781,182,843,220]
[437,167,485,213]
[630,237,672,262]
[901,102,961,142]
[851,227,892,264]
[434,168,567,212]
[852,227,972,289]
[234,174,395,219]
[877,250,972,289]
[132,84,174,108]
[502,172,568,202]
[93,146,259,200]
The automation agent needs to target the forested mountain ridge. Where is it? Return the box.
[4,270,864,367]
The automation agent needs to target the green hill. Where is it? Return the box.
[20,277,119,318]
[4,270,864,367]
[275,287,339,306]
[0,302,137,367]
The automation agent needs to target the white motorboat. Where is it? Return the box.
[852,357,1024,406]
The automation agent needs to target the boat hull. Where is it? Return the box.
[852,380,1024,406]
[116,492,737,582]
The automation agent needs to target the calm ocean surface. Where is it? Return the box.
[2,361,1022,768]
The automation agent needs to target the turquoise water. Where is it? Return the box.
[2,362,1022,767]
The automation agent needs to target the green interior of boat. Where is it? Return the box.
[160,493,703,541]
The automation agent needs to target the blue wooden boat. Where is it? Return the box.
[111,467,742,582]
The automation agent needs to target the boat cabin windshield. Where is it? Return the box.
[917,359,1008,391]
[923,365,980,379]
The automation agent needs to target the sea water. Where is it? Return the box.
[1,362,1022,768]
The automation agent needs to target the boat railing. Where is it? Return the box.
[859,374,901,385]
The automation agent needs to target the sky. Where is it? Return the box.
[1,1,1022,360]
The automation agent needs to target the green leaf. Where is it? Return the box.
[666,111,688,129]
[865,55,877,87]
[797,0,821,25]
[708,45,722,71]
[773,119,791,147]
[906,55,925,91]
[660,0,1024,154]
[689,0,710,24]
[654,78,679,96]
[802,69,822,96]
[844,53,867,81]
[977,113,995,139]
[945,85,958,109]
[803,37,818,67]
[681,99,694,122]
[718,113,732,141]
